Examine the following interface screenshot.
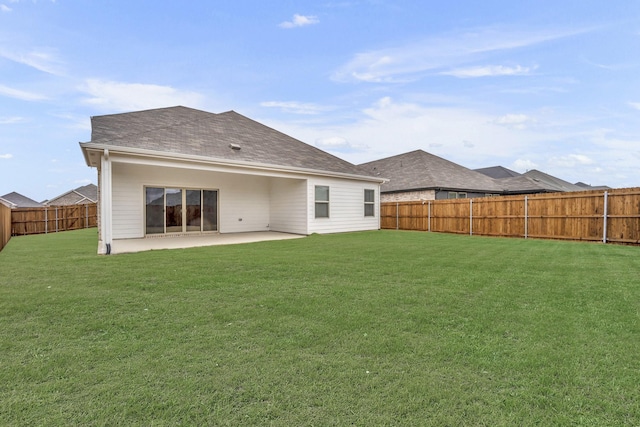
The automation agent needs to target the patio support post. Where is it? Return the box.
[100,149,113,254]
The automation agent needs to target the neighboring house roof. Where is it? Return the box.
[0,192,42,208]
[81,106,379,180]
[575,182,611,190]
[477,167,610,194]
[519,170,585,192]
[359,150,504,194]
[492,170,586,194]
[474,165,521,179]
[44,184,98,206]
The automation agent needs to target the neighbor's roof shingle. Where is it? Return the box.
[520,170,584,192]
[85,106,375,178]
[359,150,504,193]
[474,165,521,179]
[0,192,42,208]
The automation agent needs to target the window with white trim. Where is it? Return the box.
[364,189,375,217]
[315,185,329,218]
[448,191,467,199]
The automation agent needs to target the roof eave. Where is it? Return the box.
[80,142,387,184]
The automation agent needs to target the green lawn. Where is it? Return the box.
[1,229,639,426]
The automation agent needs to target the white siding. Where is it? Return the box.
[111,162,270,239]
[107,154,382,240]
[307,177,380,234]
[269,178,307,234]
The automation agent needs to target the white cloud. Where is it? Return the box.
[263,97,541,167]
[442,64,535,78]
[332,26,589,83]
[512,159,538,171]
[0,47,64,75]
[1,4,12,12]
[494,113,537,130]
[0,84,48,101]
[279,14,319,29]
[628,102,640,110]
[314,136,366,153]
[261,101,332,115]
[0,116,25,124]
[80,79,204,112]
[549,154,594,167]
[0,153,13,159]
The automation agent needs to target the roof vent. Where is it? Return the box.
[229,143,241,150]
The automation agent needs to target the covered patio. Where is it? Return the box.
[109,231,305,254]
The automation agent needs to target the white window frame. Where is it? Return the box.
[364,189,375,217]
[315,185,330,218]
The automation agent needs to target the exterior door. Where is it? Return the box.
[145,187,218,235]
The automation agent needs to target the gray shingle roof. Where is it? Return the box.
[474,165,521,179]
[0,192,42,208]
[359,150,504,193]
[518,170,585,192]
[85,106,375,178]
[45,184,98,206]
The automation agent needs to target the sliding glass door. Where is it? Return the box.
[145,187,218,235]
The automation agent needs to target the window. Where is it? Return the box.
[145,187,218,234]
[447,191,467,199]
[364,189,375,217]
[315,185,329,218]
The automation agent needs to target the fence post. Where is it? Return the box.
[396,202,399,230]
[55,207,59,233]
[85,204,89,228]
[603,191,608,244]
[428,200,431,232]
[45,207,48,234]
[469,199,473,236]
[524,196,528,239]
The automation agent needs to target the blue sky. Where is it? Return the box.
[1,1,639,201]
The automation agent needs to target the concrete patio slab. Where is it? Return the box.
[110,231,305,254]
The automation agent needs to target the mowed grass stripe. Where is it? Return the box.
[1,229,639,426]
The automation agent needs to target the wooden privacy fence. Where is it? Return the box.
[0,202,10,252]
[11,203,98,236]
[381,187,640,245]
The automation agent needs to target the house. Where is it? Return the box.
[79,106,386,254]
[359,150,505,201]
[43,184,98,206]
[0,192,42,208]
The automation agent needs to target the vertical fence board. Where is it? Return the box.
[381,188,640,245]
